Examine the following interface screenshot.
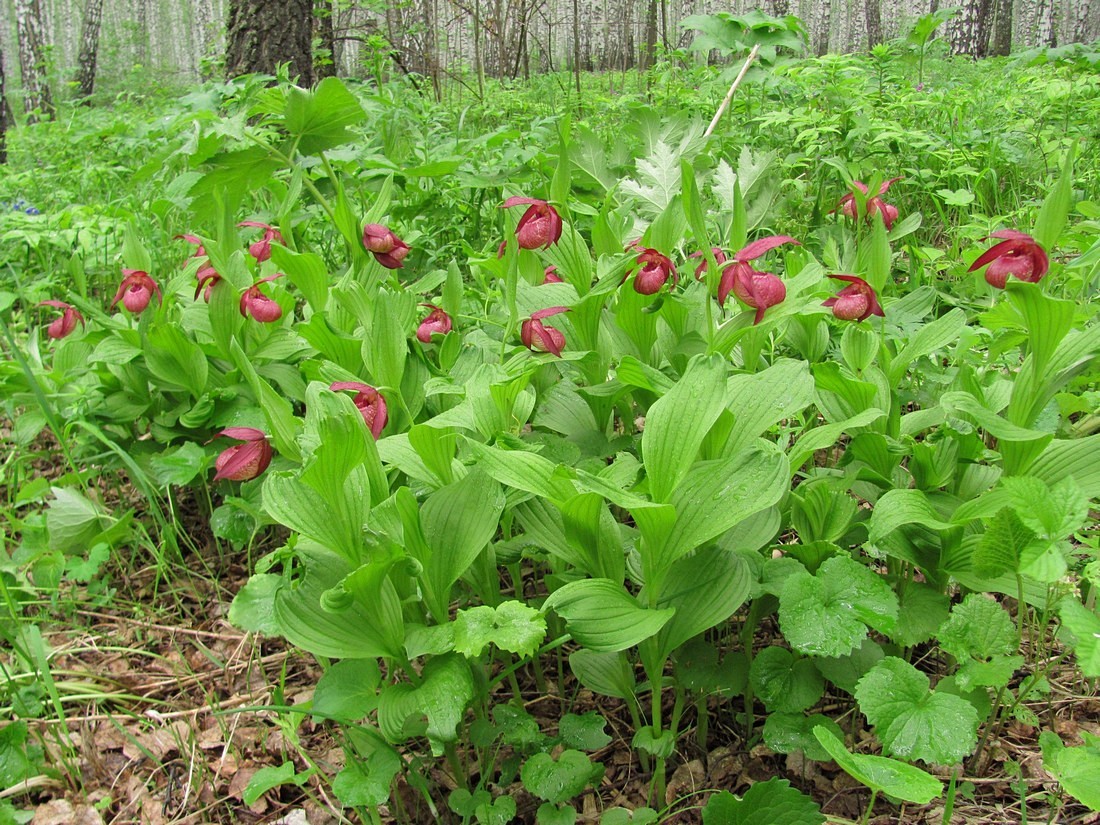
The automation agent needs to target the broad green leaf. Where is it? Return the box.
[264,471,366,563]
[1059,600,1100,677]
[648,444,788,581]
[568,650,636,699]
[1001,476,1088,540]
[521,750,604,804]
[421,469,505,600]
[749,646,824,713]
[230,339,302,461]
[313,660,381,722]
[559,713,612,752]
[46,486,109,553]
[283,76,366,154]
[270,246,329,312]
[544,579,675,652]
[812,727,943,804]
[763,713,844,761]
[938,593,1017,662]
[723,359,815,456]
[788,408,885,471]
[228,573,281,635]
[891,582,950,648]
[242,762,306,805]
[642,354,728,502]
[464,440,576,502]
[779,555,898,657]
[1032,144,1075,250]
[813,639,885,694]
[561,493,627,582]
[377,653,473,755]
[702,778,824,825]
[144,322,208,398]
[1030,433,1100,499]
[453,601,547,658]
[538,804,577,825]
[972,508,1036,578]
[492,705,543,748]
[854,657,979,764]
[332,734,401,808]
[889,309,967,386]
[649,544,753,661]
[632,726,675,758]
[868,488,954,543]
[272,542,404,659]
[1040,730,1100,811]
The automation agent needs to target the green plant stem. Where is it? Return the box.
[650,673,666,806]
[861,788,879,825]
[695,694,708,750]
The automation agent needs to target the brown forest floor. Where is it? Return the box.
[3,458,1099,824]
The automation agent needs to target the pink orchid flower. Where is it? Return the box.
[416,304,453,343]
[239,274,284,322]
[501,197,563,250]
[110,269,160,314]
[330,382,388,439]
[967,230,1049,288]
[543,265,563,284]
[238,221,284,263]
[837,178,903,230]
[362,223,410,269]
[631,248,678,295]
[823,275,884,322]
[211,427,273,482]
[690,247,729,280]
[521,307,569,357]
[717,236,800,310]
[39,300,85,340]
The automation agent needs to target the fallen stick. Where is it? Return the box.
[704,43,762,139]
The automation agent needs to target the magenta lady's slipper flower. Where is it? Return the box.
[967,230,1049,288]
[521,307,569,357]
[239,221,283,263]
[211,427,272,482]
[39,300,84,340]
[240,274,284,322]
[195,264,222,301]
[823,274,884,322]
[362,223,410,269]
[416,304,452,343]
[730,271,787,324]
[543,265,563,284]
[837,178,902,230]
[691,247,728,280]
[717,236,800,308]
[632,248,678,295]
[330,382,388,439]
[501,197,563,250]
[110,269,160,314]
[176,233,207,258]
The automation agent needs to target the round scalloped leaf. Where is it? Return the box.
[701,778,823,825]
[750,646,824,713]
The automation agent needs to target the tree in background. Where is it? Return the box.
[14,0,54,122]
[74,0,105,101]
[226,0,313,84]
[1,49,8,164]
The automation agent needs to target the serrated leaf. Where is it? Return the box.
[854,657,979,765]
[453,601,547,658]
[938,593,1018,661]
[1059,600,1100,677]
[750,646,824,713]
[892,582,950,648]
[332,738,400,807]
[779,555,898,657]
[973,508,1036,578]
[621,140,682,212]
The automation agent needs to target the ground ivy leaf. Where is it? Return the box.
[779,555,898,657]
[813,639,885,694]
[454,601,547,658]
[957,655,1024,691]
[521,750,604,804]
[855,657,979,765]
[701,778,824,825]
[762,712,844,762]
[892,582,950,648]
[750,646,824,713]
[492,704,543,749]
[937,593,1017,661]
[973,508,1035,578]
[559,712,612,751]
[313,659,381,722]
[332,746,400,807]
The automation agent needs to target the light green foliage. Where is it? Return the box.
[521,750,604,804]
[701,778,823,825]
[813,727,942,804]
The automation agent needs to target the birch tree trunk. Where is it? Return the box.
[1035,0,1055,47]
[14,0,53,122]
[988,0,1012,55]
[226,0,313,84]
[0,48,7,164]
[641,0,658,69]
[950,0,991,55]
[74,0,103,100]
[865,0,883,46]
[1073,0,1093,42]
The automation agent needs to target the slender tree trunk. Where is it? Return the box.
[1073,0,1093,43]
[1035,0,1055,46]
[865,0,883,46]
[74,0,104,100]
[0,49,8,164]
[314,0,336,78]
[950,0,992,55]
[473,0,485,92]
[988,0,1012,55]
[14,0,53,122]
[572,0,581,100]
[811,0,831,54]
[641,0,658,69]
[226,0,313,84]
